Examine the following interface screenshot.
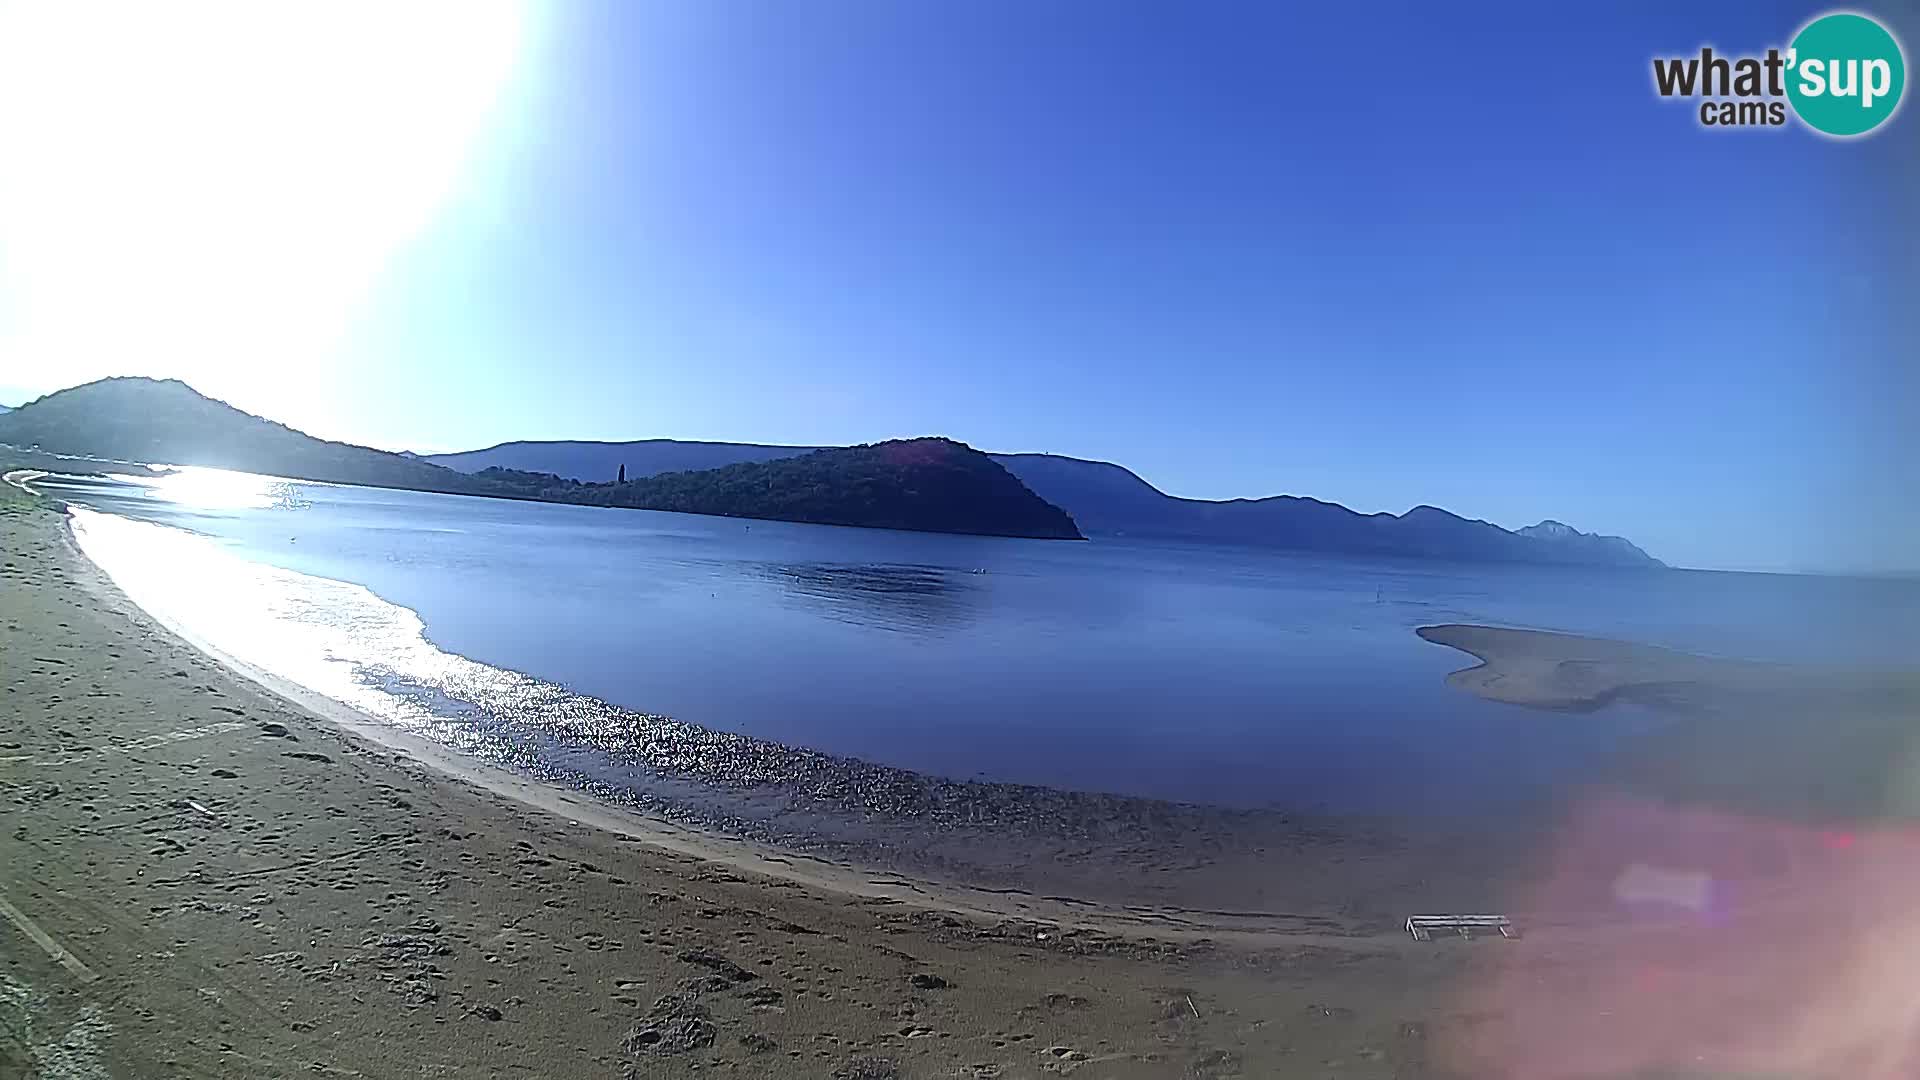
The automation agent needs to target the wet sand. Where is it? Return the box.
[1419,622,1920,826]
[2,479,1511,1078]
[14,470,1920,1077]
[1416,623,1920,715]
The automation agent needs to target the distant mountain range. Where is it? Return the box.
[0,377,1659,563]
[427,440,1664,567]
[0,379,1080,540]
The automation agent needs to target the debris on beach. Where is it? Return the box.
[676,947,758,982]
[624,992,716,1055]
[1404,913,1515,940]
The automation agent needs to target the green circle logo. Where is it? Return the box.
[1787,12,1907,137]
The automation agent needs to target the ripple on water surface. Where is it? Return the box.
[73,505,1445,914]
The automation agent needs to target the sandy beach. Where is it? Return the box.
[13,475,1920,1078]
[1,483,1509,1078]
[4,0,1912,1070]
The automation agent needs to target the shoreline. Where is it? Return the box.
[1,483,1491,1078]
[14,479,1918,1076]
[1416,622,1920,714]
[38,461,1909,915]
[37,467,1534,928]
[111,523,1374,947]
[60,489,1524,941]
[2,453,1087,543]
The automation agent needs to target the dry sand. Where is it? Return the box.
[1415,623,1920,715]
[2,485,1507,1078]
[13,478,1918,1078]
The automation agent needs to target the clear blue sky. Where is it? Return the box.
[1,1,1913,573]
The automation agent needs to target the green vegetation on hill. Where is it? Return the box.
[481,440,1084,539]
[0,378,1082,540]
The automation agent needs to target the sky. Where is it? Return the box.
[0,1,1914,573]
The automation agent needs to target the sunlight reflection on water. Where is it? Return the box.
[71,507,460,726]
[65,505,1306,907]
[122,466,313,511]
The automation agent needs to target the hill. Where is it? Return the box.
[1514,519,1658,568]
[427,439,821,483]
[0,378,495,495]
[483,439,1084,539]
[0,379,1081,540]
[428,438,1661,567]
[994,454,1661,567]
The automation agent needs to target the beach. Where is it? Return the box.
[1,488,1495,1078]
[14,478,1920,1078]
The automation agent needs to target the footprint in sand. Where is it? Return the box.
[1188,1048,1239,1077]
[737,986,783,1007]
[1038,1046,1092,1075]
[739,1033,778,1055]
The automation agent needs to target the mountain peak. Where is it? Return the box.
[9,377,1660,565]
[554,437,1083,539]
[0,378,1081,540]
[425,436,1664,568]
[0,376,492,496]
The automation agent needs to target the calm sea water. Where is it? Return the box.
[39,468,1919,821]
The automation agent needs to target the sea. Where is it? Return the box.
[31,467,1919,904]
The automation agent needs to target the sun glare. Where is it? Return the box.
[0,1,526,407]
[144,466,291,511]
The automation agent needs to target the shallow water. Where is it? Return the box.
[41,467,1918,829]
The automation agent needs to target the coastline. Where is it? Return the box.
[14,484,1919,1076]
[3,486,1486,1078]
[1416,623,1920,714]
[31,463,1561,923]
[0,442,1088,543]
[112,533,1377,946]
[39,470,1521,926]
